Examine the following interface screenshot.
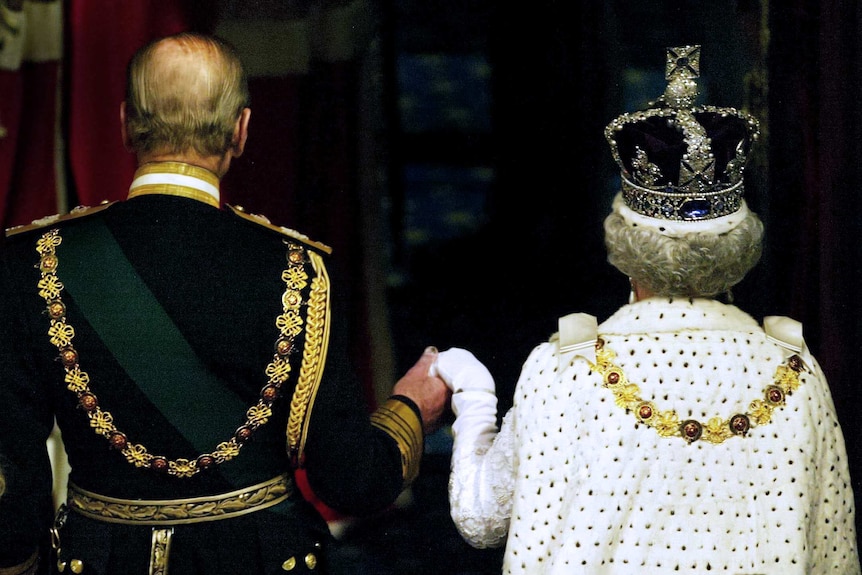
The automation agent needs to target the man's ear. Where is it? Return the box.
[120,102,132,151]
[231,108,251,158]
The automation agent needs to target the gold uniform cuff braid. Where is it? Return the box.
[370,398,423,487]
[0,551,39,575]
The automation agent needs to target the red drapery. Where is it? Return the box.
[0,0,64,229]
[0,62,61,228]
[65,0,193,207]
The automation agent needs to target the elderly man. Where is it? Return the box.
[0,32,448,574]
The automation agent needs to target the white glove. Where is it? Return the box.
[435,348,498,459]
[438,348,512,548]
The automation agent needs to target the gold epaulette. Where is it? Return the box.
[226,204,332,255]
[5,202,116,237]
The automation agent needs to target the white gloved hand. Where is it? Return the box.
[435,348,498,458]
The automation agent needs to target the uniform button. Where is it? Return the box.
[305,553,317,569]
[70,559,84,574]
[281,557,296,571]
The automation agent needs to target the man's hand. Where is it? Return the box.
[392,346,451,435]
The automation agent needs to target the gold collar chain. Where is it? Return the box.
[589,338,806,444]
[36,229,311,478]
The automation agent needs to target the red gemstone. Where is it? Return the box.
[606,371,620,385]
[682,420,702,442]
[79,393,98,412]
[637,404,653,420]
[236,426,253,442]
[197,455,215,469]
[48,302,66,319]
[60,348,78,367]
[261,385,279,402]
[730,414,750,435]
[767,386,784,404]
[151,457,168,472]
[108,432,127,450]
[40,255,58,273]
[275,338,293,356]
[288,249,304,264]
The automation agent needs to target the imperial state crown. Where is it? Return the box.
[605,45,760,222]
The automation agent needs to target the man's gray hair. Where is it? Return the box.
[124,33,249,157]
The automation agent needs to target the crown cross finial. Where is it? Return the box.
[666,45,701,80]
[662,46,702,110]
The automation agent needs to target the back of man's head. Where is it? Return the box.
[124,33,249,158]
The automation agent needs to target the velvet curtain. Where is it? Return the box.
[767,2,862,533]
[64,0,193,208]
[0,0,65,229]
[215,1,391,408]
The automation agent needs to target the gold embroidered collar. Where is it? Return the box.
[128,161,221,208]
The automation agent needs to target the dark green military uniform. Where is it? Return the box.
[0,162,423,574]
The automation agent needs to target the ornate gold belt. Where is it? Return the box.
[66,473,293,526]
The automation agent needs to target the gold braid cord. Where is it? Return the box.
[589,338,807,444]
[149,528,173,575]
[370,398,423,487]
[36,229,313,478]
[287,250,330,463]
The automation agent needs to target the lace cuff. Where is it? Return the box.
[449,409,516,549]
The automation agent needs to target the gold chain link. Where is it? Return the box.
[36,229,311,477]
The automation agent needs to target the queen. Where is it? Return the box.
[436,45,861,574]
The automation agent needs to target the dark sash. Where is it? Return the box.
[58,219,264,488]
